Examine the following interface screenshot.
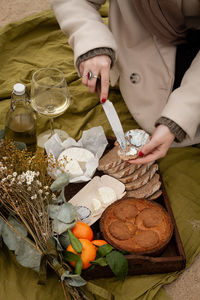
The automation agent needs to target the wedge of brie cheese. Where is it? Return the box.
[61,159,83,178]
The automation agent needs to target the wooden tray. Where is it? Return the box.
[64,138,186,279]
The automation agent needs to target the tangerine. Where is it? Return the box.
[67,238,96,269]
[91,240,108,249]
[72,221,94,241]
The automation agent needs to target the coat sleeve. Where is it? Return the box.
[161,49,200,140]
[160,0,200,140]
[50,0,117,68]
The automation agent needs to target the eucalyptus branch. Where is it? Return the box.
[0,213,40,252]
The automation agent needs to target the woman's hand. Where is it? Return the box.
[79,55,111,103]
[129,125,175,164]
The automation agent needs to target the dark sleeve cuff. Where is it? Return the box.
[76,47,115,70]
[155,117,186,142]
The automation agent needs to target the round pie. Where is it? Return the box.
[100,197,173,255]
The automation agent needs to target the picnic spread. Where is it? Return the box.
[0,3,200,300]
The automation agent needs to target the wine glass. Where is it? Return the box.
[31,67,70,147]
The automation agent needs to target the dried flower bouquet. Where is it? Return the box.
[0,142,91,300]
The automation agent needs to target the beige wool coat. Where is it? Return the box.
[51,0,200,147]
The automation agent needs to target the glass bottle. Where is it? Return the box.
[5,83,37,152]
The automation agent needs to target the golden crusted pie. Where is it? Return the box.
[100,197,173,255]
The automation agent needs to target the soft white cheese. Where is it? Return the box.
[58,147,94,172]
[59,159,83,178]
[97,186,117,207]
[91,197,102,215]
[60,147,94,163]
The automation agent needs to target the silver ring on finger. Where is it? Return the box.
[87,71,99,80]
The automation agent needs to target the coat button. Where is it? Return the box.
[130,73,140,84]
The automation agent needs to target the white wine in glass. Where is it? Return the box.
[31,67,70,147]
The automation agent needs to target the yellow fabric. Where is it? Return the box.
[0,3,200,300]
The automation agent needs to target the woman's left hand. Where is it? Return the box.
[128,125,175,164]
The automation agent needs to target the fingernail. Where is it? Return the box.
[101,98,106,104]
[138,151,144,157]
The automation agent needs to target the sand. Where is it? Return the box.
[0,1,200,299]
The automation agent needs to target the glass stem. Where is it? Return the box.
[49,118,54,137]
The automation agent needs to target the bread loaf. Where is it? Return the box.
[100,197,173,255]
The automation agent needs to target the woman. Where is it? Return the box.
[51,0,200,164]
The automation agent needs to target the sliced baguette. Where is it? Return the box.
[126,173,161,199]
[125,164,158,190]
[98,146,122,171]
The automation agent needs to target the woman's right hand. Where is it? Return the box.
[79,55,111,103]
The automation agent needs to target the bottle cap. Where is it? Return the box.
[13,83,26,95]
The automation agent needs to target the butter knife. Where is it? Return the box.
[102,100,126,151]
[96,79,126,151]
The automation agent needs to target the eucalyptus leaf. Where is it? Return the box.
[54,191,66,204]
[52,234,63,251]
[65,276,87,287]
[106,250,128,281]
[53,218,76,235]
[48,204,62,219]
[50,173,70,192]
[15,239,41,272]
[59,231,70,249]
[60,270,87,286]
[0,218,4,236]
[57,203,77,224]
[60,270,70,281]
[1,218,40,272]
[50,202,77,234]
[2,217,27,251]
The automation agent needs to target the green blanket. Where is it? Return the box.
[0,3,200,300]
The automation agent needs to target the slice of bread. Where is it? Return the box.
[125,164,158,190]
[98,146,123,171]
[119,161,154,183]
[147,190,162,200]
[116,129,150,161]
[111,163,142,179]
[117,146,138,161]
[126,173,161,199]
[104,161,129,175]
